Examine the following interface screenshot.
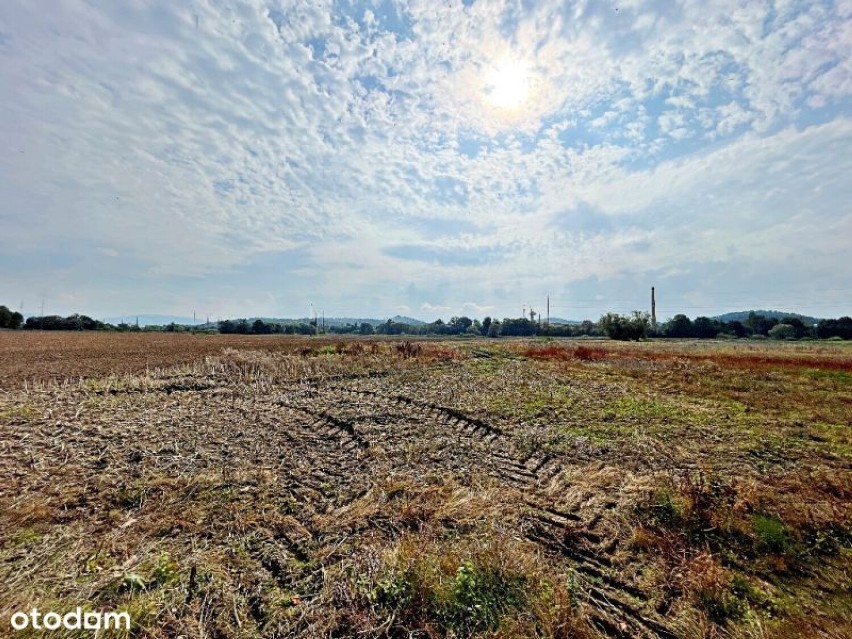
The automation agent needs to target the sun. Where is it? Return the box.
[484,59,530,110]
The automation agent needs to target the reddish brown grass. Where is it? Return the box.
[523,344,607,362]
[523,341,852,373]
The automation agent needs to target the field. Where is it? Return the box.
[0,332,850,638]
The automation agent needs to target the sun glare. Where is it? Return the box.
[484,59,530,110]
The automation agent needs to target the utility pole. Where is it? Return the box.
[546,295,550,326]
[321,310,325,334]
[651,286,657,330]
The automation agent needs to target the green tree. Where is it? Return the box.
[252,319,272,334]
[746,312,777,336]
[723,320,747,337]
[780,317,808,339]
[500,318,537,336]
[572,320,598,337]
[599,311,649,341]
[664,314,693,338]
[692,316,720,338]
[487,320,500,338]
[769,324,796,340]
[448,316,473,334]
[816,317,852,339]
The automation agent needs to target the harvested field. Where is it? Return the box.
[0,332,387,389]
[1,334,850,638]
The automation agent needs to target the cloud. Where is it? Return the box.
[0,0,850,319]
[383,243,512,267]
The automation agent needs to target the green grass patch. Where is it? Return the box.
[0,403,40,421]
[803,368,852,384]
[752,514,792,554]
[604,396,708,424]
[10,527,43,547]
[371,556,529,636]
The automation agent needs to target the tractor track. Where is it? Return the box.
[283,383,678,639]
[67,376,680,638]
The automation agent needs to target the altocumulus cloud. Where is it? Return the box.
[0,0,850,319]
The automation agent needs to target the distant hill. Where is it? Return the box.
[713,310,823,326]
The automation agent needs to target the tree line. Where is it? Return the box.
[217,313,852,340]
[18,314,188,333]
[6,306,852,340]
[655,312,852,341]
[0,305,24,329]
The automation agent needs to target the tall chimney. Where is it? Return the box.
[651,286,657,330]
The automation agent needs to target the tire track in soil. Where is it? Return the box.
[267,402,373,513]
[220,400,377,633]
[305,385,678,639]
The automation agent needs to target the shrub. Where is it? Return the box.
[599,311,649,341]
[573,345,607,361]
[395,341,422,358]
[768,324,796,340]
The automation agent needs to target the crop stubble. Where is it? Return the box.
[1,334,849,638]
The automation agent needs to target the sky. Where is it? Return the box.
[1,0,851,322]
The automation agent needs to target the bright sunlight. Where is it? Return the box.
[484,59,530,110]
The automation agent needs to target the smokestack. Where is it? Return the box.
[651,286,657,330]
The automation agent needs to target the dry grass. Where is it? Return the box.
[0,334,849,638]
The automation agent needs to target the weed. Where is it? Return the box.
[436,559,528,634]
[114,483,145,509]
[122,572,147,593]
[0,403,40,421]
[639,471,738,539]
[649,488,687,527]
[363,549,531,637]
[752,514,792,554]
[573,345,607,361]
[150,554,180,588]
[369,569,415,609]
[9,527,43,547]
[395,341,422,358]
